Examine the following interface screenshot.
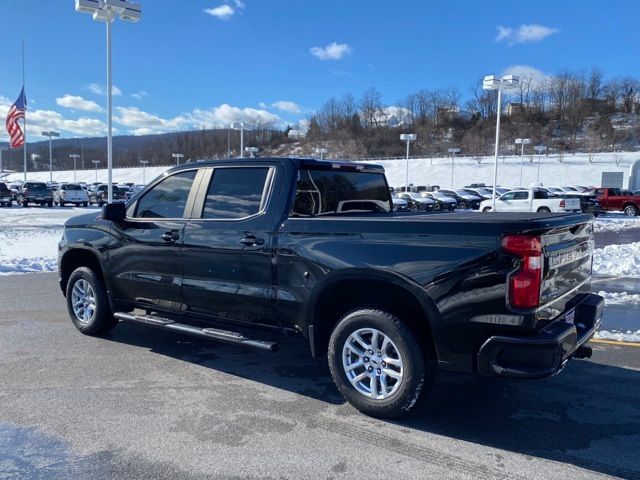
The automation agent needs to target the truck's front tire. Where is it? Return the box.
[624,205,638,216]
[66,266,117,336]
[328,309,428,418]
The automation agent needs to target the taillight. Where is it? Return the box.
[559,199,565,208]
[502,235,543,309]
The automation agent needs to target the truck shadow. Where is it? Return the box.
[107,324,640,479]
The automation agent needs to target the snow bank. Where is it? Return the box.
[0,228,60,274]
[4,151,639,190]
[593,215,640,233]
[0,207,94,275]
[597,290,640,305]
[593,242,640,277]
[595,330,640,343]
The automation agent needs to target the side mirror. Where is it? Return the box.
[102,202,126,223]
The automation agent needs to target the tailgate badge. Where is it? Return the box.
[565,308,576,324]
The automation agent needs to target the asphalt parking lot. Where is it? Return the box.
[1,273,639,479]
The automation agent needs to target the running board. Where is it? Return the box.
[113,312,279,352]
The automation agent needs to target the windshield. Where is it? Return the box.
[431,192,452,200]
[292,169,391,216]
[548,188,563,193]
[563,186,578,191]
[456,189,473,197]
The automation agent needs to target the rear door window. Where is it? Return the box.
[201,167,271,219]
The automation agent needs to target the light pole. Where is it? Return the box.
[69,154,81,182]
[139,159,149,183]
[534,145,547,182]
[448,147,460,188]
[315,147,328,160]
[400,133,417,191]
[230,121,255,158]
[75,0,142,204]
[515,138,531,186]
[244,147,259,158]
[172,153,184,166]
[41,131,60,185]
[92,160,101,182]
[482,74,520,210]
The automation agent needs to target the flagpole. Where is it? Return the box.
[22,40,27,182]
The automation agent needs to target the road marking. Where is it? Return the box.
[590,339,640,348]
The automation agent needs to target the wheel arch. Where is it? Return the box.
[59,247,109,299]
[306,269,439,364]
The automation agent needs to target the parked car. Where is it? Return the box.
[391,196,409,212]
[58,157,603,418]
[9,182,22,201]
[0,182,12,207]
[594,188,640,216]
[421,191,457,211]
[17,181,53,207]
[481,188,582,213]
[54,183,90,207]
[395,192,436,211]
[461,187,494,201]
[88,184,127,206]
[436,189,481,210]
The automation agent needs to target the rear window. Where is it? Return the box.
[62,184,82,190]
[27,183,47,189]
[0,183,8,192]
[292,169,391,216]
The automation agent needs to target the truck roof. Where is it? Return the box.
[165,157,386,175]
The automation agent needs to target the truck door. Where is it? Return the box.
[510,191,531,211]
[497,192,515,211]
[108,169,201,311]
[181,164,283,328]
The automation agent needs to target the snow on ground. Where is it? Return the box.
[595,330,640,343]
[597,290,640,305]
[3,150,639,190]
[0,206,97,275]
[593,214,640,233]
[593,242,640,277]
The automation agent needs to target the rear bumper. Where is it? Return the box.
[477,293,604,379]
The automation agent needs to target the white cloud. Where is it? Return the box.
[86,83,122,96]
[115,106,189,132]
[131,90,147,100]
[496,24,559,45]
[56,94,103,112]
[204,4,235,20]
[271,101,301,115]
[190,104,281,128]
[310,42,352,61]
[502,65,551,88]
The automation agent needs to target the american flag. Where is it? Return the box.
[6,87,27,148]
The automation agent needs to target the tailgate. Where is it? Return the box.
[540,221,594,309]
[563,198,581,210]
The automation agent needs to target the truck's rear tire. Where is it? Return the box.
[537,207,551,213]
[624,205,638,216]
[66,266,117,336]
[328,309,429,418]
[482,207,492,212]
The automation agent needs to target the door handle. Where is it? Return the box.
[161,231,180,242]
[240,235,265,246]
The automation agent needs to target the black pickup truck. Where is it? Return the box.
[58,158,604,418]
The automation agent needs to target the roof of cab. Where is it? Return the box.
[165,157,385,174]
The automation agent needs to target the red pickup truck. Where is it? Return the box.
[594,188,640,216]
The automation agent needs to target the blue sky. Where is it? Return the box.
[0,0,638,139]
